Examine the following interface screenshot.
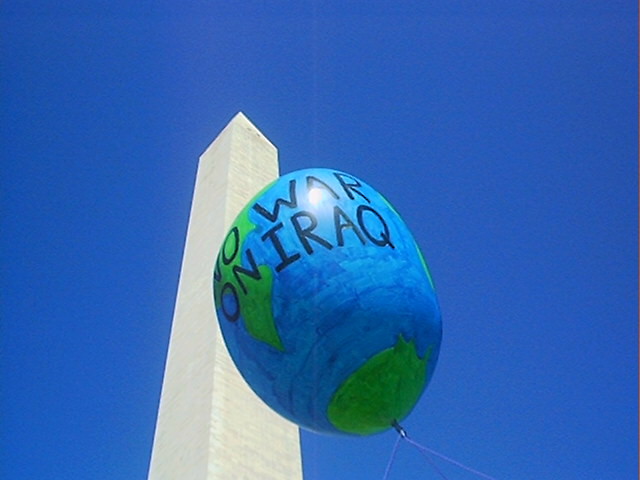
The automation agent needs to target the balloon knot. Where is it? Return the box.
[391,419,407,438]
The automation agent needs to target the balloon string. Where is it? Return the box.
[385,422,499,480]
[412,445,451,480]
[404,437,498,480]
[381,434,402,480]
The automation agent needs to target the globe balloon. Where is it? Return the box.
[213,168,442,435]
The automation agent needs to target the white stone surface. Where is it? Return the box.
[148,113,303,480]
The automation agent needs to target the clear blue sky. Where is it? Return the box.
[2,2,637,479]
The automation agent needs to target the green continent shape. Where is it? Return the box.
[415,241,436,290]
[380,193,400,216]
[379,193,435,290]
[328,336,431,435]
[240,265,283,350]
[215,204,284,351]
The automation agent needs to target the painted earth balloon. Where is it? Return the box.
[213,168,442,435]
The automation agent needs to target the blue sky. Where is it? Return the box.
[2,2,637,479]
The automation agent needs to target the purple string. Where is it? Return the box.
[382,434,402,480]
[404,436,499,480]
[411,444,451,480]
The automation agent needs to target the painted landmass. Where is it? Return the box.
[214,205,284,351]
[327,336,431,435]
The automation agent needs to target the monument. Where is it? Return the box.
[148,113,303,479]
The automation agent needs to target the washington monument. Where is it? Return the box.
[148,113,303,479]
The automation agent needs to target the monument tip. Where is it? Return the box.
[227,112,275,149]
[232,111,248,120]
[231,111,255,127]
[230,111,259,131]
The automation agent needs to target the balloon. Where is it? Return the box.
[213,168,442,435]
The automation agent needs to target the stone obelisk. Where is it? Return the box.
[148,113,303,479]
